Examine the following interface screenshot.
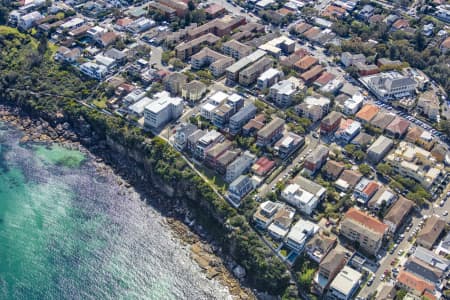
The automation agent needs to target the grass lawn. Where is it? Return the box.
[92,98,107,109]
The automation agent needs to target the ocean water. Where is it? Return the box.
[0,123,231,300]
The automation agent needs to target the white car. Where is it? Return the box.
[443,211,448,216]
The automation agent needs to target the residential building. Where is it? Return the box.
[173,123,198,151]
[79,62,108,80]
[267,205,296,240]
[353,179,379,204]
[327,266,362,300]
[383,196,414,233]
[368,187,397,211]
[256,117,285,146]
[385,117,410,139]
[274,132,305,158]
[164,73,188,95]
[225,151,256,183]
[300,65,324,83]
[343,93,364,115]
[54,46,81,64]
[239,57,273,86]
[227,175,253,207]
[181,80,206,103]
[60,17,85,31]
[222,39,253,60]
[243,114,265,136]
[226,50,267,83]
[282,176,326,215]
[295,96,331,122]
[339,208,388,255]
[355,104,380,123]
[362,71,417,100]
[190,47,235,77]
[285,219,319,253]
[205,140,233,168]
[252,156,275,177]
[340,52,366,67]
[335,170,363,192]
[436,232,450,257]
[211,104,233,129]
[320,111,343,134]
[385,141,444,190]
[257,68,283,90]
[258,36,295,57]
[200,91,228,120]
[335,118,361,142]
[175,33,221,61]
[143,91,184,129]
[304,145,329,175]
[416,215,446,249]
[354,62,380,76]
[157,0,188,17]
[186,16,246,40]
[370,112,396,131]
[253,201,281,229]
[186,129,206,154]
[404,257,444,285]
[269,80,297,107]
[229,104,257,135]
[18,11,43,30]
[97,31,119,48]
[294,55,319,72]
[315,246,349,293]
[396,271,436,298]
[417,91,440,121]
[413,246,449,273]
[323,160,345,180]
[367,135,394,163]
[305,232,337,264]
[195,130,224,159]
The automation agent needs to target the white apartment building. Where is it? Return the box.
[79,62,108,80]
[327,266,362,300]
[269,80,297,108]
[281,179,326,215]
[257,68,283,90]
[144,91,183,129]
[362,72,417,100]
[18,11,43,30]
[285,219,319,253]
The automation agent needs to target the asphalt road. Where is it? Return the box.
[358,194,450,298]
[257,131,321,197]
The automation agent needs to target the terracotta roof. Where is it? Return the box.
[116,17,133,27]
[397,270,435,295]
[294,55,318,71]
[315,72,336,86]
[100,31,118,46]
[301,65,324,82]
[278,7,295,16]
[322,5,347,18]
[392,19,409,29]
[252,157,275,175]
[356,104,380,122]
[303,27,321,40]
[295,22,312,34]
[344,208,388,234]
[362,182,379,198]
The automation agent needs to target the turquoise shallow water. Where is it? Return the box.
[0,123,230,300]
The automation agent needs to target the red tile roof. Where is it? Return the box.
[315,72,336,86]
[253,157,275,175]
[397,270,435,295]
[356,104,380,122]
[344,208,388,234]
[362,182,379,198]
[386,117,410,135]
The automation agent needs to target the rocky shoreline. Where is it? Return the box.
[0,105,255,300]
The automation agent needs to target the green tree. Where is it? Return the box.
[376,163,392,176]
[359,164,371,176]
